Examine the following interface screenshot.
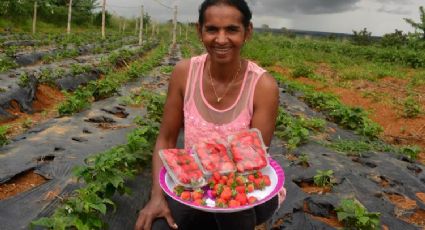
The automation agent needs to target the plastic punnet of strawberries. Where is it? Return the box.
[173,171,271,208]
[159,149,206,188]
[192,139,236,176]
[228,128,268,173]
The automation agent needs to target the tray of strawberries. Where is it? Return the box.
[159,158,284,212]
[158,129,285,212]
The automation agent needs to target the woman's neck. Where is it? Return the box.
[208,56,242,82]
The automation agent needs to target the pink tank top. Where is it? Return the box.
[183,54,267,148]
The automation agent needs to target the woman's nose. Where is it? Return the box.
[215,31,228,44]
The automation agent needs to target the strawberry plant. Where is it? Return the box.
[58,89,93,116]
[18,72,30,87]
[313,169,335,188]
[298,153,309,167]
[399,145,421,161]
[275,108,310,151]
[335,198,381,230]
[32,97,162,229]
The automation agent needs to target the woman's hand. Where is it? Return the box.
[134,195,178,230]
[278,186,287,205]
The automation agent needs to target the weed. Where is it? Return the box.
[21,118,33,129]
[327,139,395,156]
[159,65,174,74]
[335,198,381,230]
[0,125,9,147]
[292,64,315,78]
[313,169,335,187]
[402,96,422,118]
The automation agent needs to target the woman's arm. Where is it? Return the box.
[135,59,190,230]
[250,72,279,147]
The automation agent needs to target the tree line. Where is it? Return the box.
[0,0,103,26]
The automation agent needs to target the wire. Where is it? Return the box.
[106,4,141,9]
[150,0,173,10]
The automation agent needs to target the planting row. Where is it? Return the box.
[0,36,140,72]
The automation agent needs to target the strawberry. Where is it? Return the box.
[248,196,257,204]
[235,193,248,206]
[180,191,191,201]
[235,185,246,194]
[254,178,265,190]
[173,185,185,196]
[228,199,241,208]
[220,189,232,201]
[263,175,271,186]
[191,189,204,200]
[216,198,227,207]
[235,176,245,186]
[246,183,255,193]
[213,172,221,181]
[193,199,205,206]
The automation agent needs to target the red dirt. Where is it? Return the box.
[303,200,344,228]
[385,193,417,210]
[416,192,425,205]
[403,209,425,227]
[271,65,425,164]
[32,84,65,112]
[0,169,47,200]
[299,181,331,195]
[0,84,65,140]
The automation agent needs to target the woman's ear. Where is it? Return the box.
[245,22,253,42]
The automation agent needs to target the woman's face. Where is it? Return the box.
[198,4,252,64]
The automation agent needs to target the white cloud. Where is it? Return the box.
[105,0,424,35]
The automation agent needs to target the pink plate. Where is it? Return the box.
[159,158,285,213]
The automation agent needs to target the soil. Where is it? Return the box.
[0,169,47,200]
[385,193,417,210]
[0,84,65,141]
[271,65,425,164]
[416,192,425,205]
[403,209,425,227]
[303,200,344,228]
[299,181,331,195]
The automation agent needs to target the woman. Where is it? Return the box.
[135,1,286,229]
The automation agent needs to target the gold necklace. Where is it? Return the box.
[208,60,242,103]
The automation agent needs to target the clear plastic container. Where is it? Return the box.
[228,128,269,173]
[159,149,206,188]
[192,139,236,177]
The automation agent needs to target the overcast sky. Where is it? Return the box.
[104,0,424,36]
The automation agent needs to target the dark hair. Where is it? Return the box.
[198,0,252,28]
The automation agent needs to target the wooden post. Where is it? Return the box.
[123,19,127,34]
[185,23,188,41]
[139,5,144,46]
[135,18,138,35]
[101,0,106,39]
[67,0,73,34]
[172,5,177,46]
[32,0,37,35]
[151,22,155,39]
